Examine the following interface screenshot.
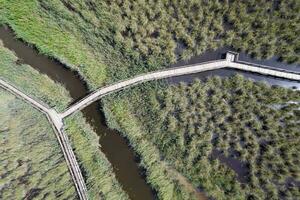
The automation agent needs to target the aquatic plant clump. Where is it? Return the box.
[104,0,300,64]
[103,75,300,199]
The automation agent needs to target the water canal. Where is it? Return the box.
[0,26,155,200]
[1,25,299,200]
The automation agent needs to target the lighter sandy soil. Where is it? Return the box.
[164,162,207,200]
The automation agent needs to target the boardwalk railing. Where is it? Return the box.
[61,52,300,118]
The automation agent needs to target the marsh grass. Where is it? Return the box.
[0,0,107,87]
[0,89,76,199]
[103,75,300,199]
[0,0,299,91]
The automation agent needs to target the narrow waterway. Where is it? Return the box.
[0,26,155,200]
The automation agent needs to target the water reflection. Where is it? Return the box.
[211,149,249,183]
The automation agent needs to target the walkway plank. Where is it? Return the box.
[61,52,300,118]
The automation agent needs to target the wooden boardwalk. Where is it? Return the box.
[61,52,300,118]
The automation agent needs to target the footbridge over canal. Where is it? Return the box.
[61,51,300,118]
[1,51,299,200]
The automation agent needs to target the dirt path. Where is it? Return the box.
[163,162,207,200]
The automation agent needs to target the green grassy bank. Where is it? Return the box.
[0,0,108,87]
[0,40,71,112]
[0,89,76,199]
[103,76,300,199]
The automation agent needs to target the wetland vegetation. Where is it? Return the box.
[0,0,299,88]
[103,0,300,64]
[0,40,71,111]
[0,89,76,199]
[1,0,299,199]
[103,75,300,199]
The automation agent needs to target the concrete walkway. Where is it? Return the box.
[0,79,88,200]
[61,52,300,118]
